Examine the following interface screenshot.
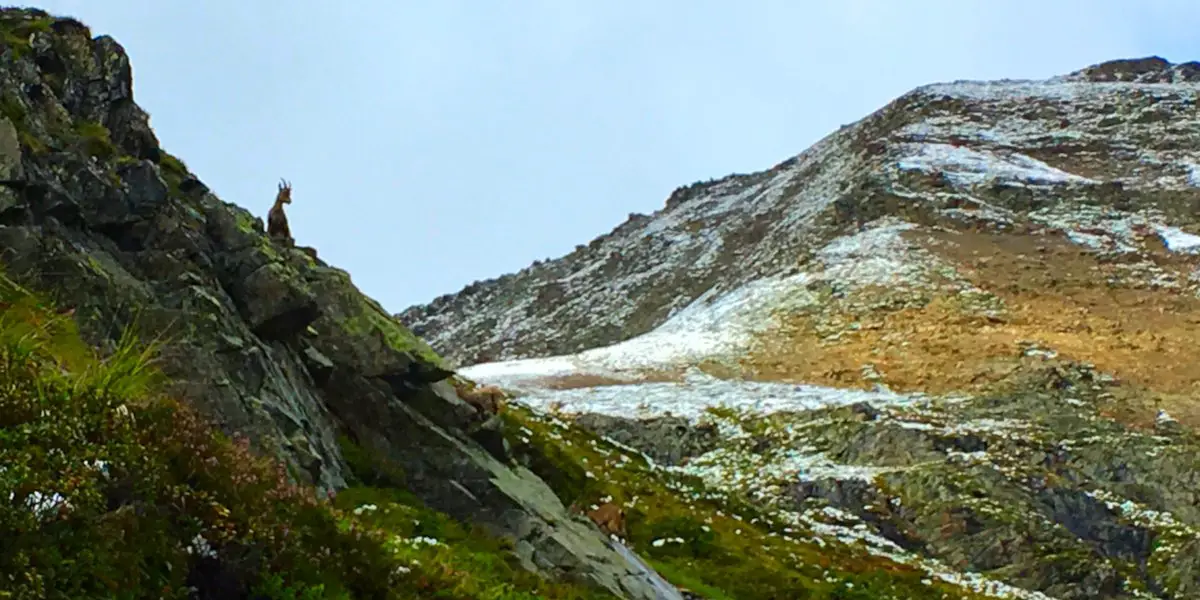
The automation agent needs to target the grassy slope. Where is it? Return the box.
[0,272,607,600]
[501,403,990,600]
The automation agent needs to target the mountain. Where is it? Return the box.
[0,8,683,599]
[401,56,1200,599]
[401,56,1200,370]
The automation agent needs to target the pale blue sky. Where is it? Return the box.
[27,1,1200,312]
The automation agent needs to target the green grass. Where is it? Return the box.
[338,292,444,366]
[157,151,188,177]
[72,119,118,159]
[333,433,612,600]
[155,151,190,193]
[0,270,612,599]
[0,90,48,155]
[501,403,991,600]
[329,487,610,600]
[0,14,53,58]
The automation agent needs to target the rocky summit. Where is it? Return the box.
[402,56,1200,599]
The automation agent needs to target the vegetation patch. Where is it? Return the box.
[740,226,1200,433]
[338,292,444,366]
[0,271,607,599]
[154,151,191,193]
[333,436,611,600]
[73,119,118,159]
[500,402,988,600]
[0,13,52,58]
[0,90,47,154]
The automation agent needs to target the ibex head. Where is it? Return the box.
[276,178,292,205]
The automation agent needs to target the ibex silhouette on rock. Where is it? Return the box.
[268,178,294,246]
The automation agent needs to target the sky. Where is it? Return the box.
[25,1,1200,313]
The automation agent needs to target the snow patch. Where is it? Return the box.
[1154,225,1200,253]
[491,369,922,422]
[462,218,961,384]
[896,143,1097,187]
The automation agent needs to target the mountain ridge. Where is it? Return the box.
[407,55,1200,599]
[398,55,1200,369]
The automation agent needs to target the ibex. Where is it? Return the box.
[268,178,294,245]
[454,382,508,416]
[569,501,627,539]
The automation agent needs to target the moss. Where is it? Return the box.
[9,126,38,153]
[73,119,118,159]
[337,434,408,490]
[0,14,53,58]
[158,151,188,176]
[0,91,46,154]
[338,293,444,366]
[0,91,23,124]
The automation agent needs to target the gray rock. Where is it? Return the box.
[116,159,169,216]
[572,414,719,466]
[232,262,320,340]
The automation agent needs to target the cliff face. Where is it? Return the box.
[0,8,676,599]
[409,57,1200,599]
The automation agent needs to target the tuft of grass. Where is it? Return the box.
[154,151,190,193]
[0,14,53,58]
[73,119,117,159]
[157,151,188,177]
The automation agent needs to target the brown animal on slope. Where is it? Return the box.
[268,178,294,245]
[586,502,627,538]
[455,382,507,416]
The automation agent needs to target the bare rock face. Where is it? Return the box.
[572,414,719,466]
[0,8,677,599]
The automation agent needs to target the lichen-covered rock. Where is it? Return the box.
[231,262,320,340]
[572,413,719,466]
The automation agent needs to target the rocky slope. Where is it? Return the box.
[405,57,1200,599]
[0,8,682,599]
[402,56,1200,370]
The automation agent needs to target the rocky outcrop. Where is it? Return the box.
[572,414,719,466]
[0,8,676,599]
